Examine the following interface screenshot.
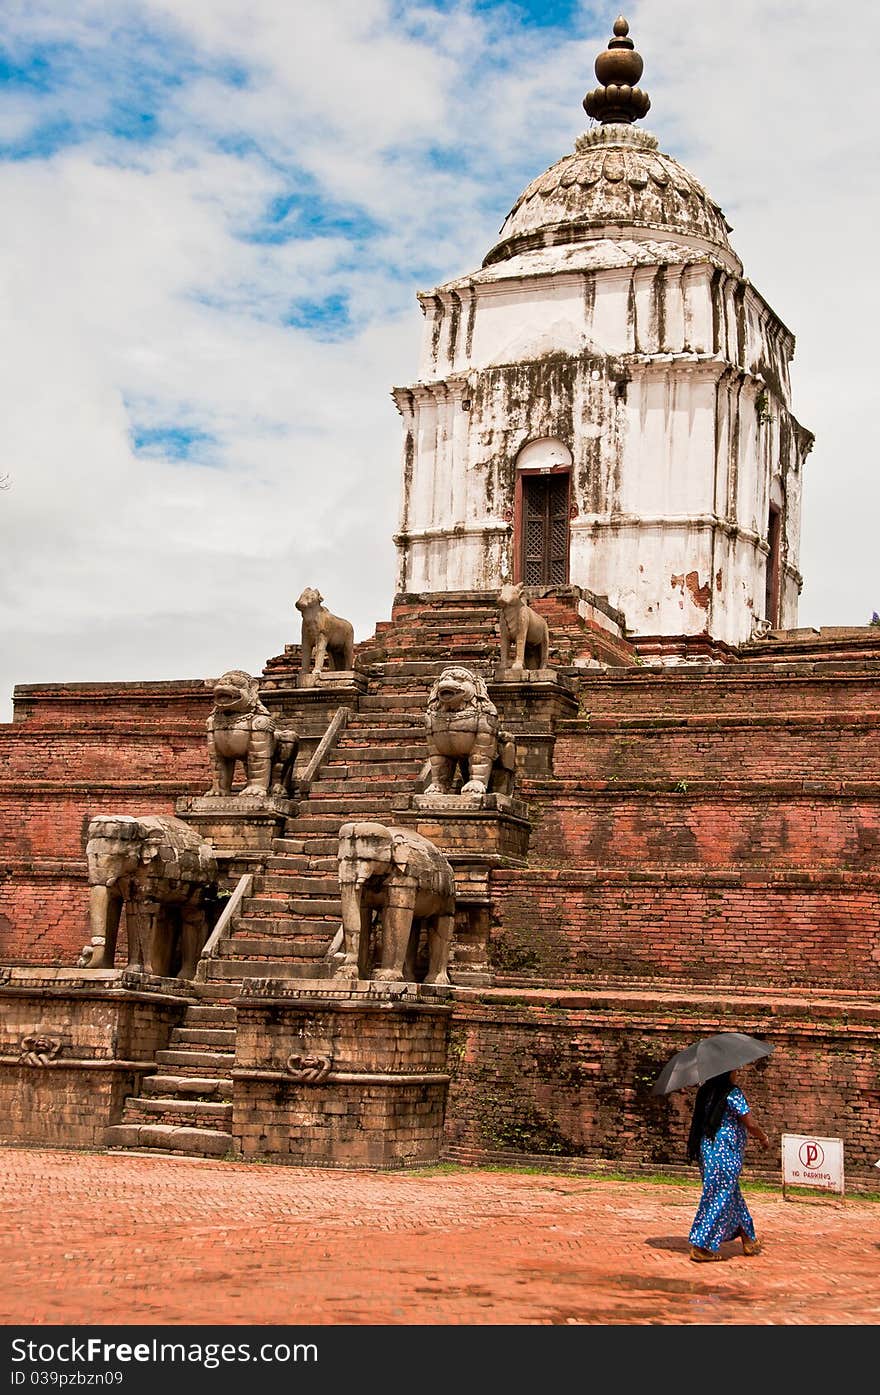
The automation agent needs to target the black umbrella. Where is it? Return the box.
[650,1032,772,1096]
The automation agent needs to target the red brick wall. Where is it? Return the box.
[572,671,880,717]
[443,997,880,1184]
[525,784,880,870]
[0,864,89,964]
[0,789,189,860]
[489,869,880,988]
[11,681,211,727]
[0,731,208,782]
[1,681,212,964]
[553,717,880,781]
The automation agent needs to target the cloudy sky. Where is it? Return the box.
[1,0,876,721]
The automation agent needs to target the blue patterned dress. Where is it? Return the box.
[688,1085,756,1252]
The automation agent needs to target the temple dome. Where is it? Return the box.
[482,123,735,270]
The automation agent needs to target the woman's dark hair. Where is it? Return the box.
[686,1072,733,1162]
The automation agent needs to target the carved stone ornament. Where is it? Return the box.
[19,1034,62,1067]
[0,966,12,985]
[285,1052,332,1083]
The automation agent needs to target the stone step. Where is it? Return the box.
[236,914,339,939]
[359,696,429,712]
[300,798,398,815]
[105,1123,233,1157]
[154,1049,236,1071]
[272,837,337,855]
[264,854,310,872]
[191,983,242,1003]
[272,836,307,855]
[242,896,341,919]
[226,935,330,959]
[123,1097,233,1125]
[330,747,426,758]
[308,780,410,796]
[141,1075,233,1099]
[285,814,358,834]
[259,874,339,896]
[262,854,336,874]
[183,1005,236,1026]
[170,1027,237,1048]
[204,959,334,980]
[339,725,425,740]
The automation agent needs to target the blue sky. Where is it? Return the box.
[0,1,877,718]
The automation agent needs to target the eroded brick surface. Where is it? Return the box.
[0,1147,876,1325]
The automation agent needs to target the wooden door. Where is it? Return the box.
[520,473,570,585]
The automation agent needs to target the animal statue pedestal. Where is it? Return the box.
[296,668,366,694]
[0,967,191,1150]
[489,668,579,778]
[406,792,531,861]
[176,793,296,870]
[232,979,453,1168]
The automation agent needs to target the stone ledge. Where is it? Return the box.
[0,1056,158,1071]
[409,791,529,821]
[179,794,296,817]
[232,1068,451,1086]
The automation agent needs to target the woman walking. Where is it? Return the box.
[687,1068,770,1262]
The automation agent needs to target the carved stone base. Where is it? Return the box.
[294,669,368,693]
[232,979,453,1167]
[405,793,531,860]
[0,972,188,1149]
[175,795,295,866]
[490,668,579,724]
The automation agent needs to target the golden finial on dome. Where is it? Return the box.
[583,15,651,125]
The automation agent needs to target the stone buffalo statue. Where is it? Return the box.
[497,582,550,671]
[80,814,219,979]
[295,587,355,676]
[424,665,516,796]
[205,669,298,799]
[336,821,455,985]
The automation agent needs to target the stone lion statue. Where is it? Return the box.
[295,587,355,676]
[204,670,298,799]
[424,665,516,796]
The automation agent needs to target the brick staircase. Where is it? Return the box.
[201,707,429,982]
[106,996,235,1157]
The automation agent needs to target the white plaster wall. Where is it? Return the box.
[397,243,808,644]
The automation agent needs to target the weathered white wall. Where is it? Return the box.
[394,235,811,644]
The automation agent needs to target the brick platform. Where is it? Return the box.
[0,1146,877,1325]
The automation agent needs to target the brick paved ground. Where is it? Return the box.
[1,1146,878,1326]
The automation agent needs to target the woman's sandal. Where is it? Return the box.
[689,1245,722,1263]
[741,1236,763,1256]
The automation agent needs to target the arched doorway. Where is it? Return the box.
[513,438,572,586]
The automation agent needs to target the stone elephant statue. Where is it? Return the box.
[336,821,456,985]
[80,814,219,979]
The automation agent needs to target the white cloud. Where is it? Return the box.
[1,1,878,721]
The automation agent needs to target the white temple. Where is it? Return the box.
[392,17,812,648]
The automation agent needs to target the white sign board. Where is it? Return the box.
[782,1134,844,1195]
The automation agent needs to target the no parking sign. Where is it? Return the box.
[782,1133,845,1197]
